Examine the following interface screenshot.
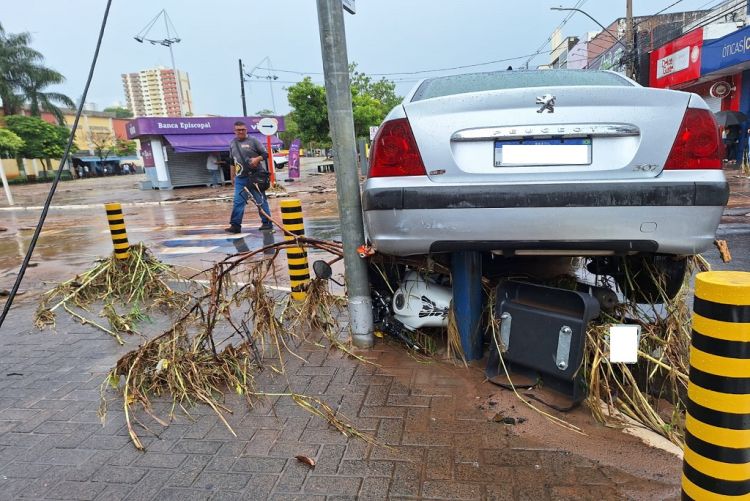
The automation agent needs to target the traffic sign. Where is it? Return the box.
[257,117,278,136]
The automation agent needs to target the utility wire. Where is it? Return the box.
[259,50,553,76]
[524,0,588,68]
[633,0,686,29]
[0,0,113,329]
[645,1,745,50]
[584,1,742,71]
[252,0,725,82]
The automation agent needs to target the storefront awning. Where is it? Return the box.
[164,133,283,153]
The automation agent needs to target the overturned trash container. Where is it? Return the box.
[486,281,600,400]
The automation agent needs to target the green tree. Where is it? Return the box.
[350,63,401,112]
[103,106,133,119]
[0,128,25,157]
[0,23,41,117]
[286,77,330,144]
[352,92,385,140]
[5,115,69,177]
[21,65,76,124]
[89,131,114,162]
[114,138,137,156]
[278,113,300,149]
[0,23,74,124]
[255,108,275,116]
[285,66,402,144]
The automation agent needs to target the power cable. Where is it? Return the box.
[685,1,746,31]
[0,0,113,330]
[585,1,729,71]
[644,1,745,51]
[524,0,589,68]
[633,0,686,29]
[584,1,733,71]
[249,1,734,80]
[260,50,553,77]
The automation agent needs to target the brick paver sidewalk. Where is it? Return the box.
[0,300,680,500]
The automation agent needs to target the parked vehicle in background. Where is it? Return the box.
[362,69,729,300]
[272,153,288,169]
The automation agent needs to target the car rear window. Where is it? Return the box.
[411,70,633,101]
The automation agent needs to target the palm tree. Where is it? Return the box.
[0,22,73,124]
[0,23,41,116]
[21,66,76,124]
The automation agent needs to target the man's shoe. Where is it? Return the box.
[258,222,273,231]
[224,225,241,234]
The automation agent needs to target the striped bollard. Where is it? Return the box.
[683,271,750,500]
[280,199,310,300]
[104,203,130,260]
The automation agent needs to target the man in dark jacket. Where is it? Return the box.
[226,120,272,233]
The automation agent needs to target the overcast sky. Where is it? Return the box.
[1,0,724,116]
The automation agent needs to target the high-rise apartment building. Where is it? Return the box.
[121,67,193,117]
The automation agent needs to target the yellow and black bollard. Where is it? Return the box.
[280,199,310,301]
[104,203,130,260]
[683,271,750,500]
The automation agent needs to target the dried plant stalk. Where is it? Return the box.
[94,235,386,451]
[34,243,191,337]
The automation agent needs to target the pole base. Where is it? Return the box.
[348,295,374,348]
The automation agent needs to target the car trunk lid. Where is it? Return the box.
[403,85,691,183]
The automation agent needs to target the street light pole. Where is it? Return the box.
[244,56,278,115]
[134,10,185,117]
[167,42,185,117]
[550,6,629,72]
[162,11,184,116]
[239,59,247,116]
[550,7,621,43]
[316,0,374,348]
[625,0,635,78]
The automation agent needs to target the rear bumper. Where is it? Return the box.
[362,181,729,211]
[362,181,728,256]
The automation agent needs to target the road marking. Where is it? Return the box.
[158,246,220,255]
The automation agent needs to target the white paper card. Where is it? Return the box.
[609,325,640,364]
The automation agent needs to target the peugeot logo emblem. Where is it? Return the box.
[536,94,556,113]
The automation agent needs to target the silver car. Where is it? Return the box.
[362,70,728,298]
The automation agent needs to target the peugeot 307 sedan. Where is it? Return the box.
[362,70,729,299]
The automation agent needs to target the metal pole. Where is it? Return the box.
[625,0,634,78]
[550,7,622,44]
[164,12,184,117]
[168,43,185,116]
[267,62,277,114]
[451,251,483,360]
[316,0,374,348]
[239,59,247,116]
[0,159,14,206]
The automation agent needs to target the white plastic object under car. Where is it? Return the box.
[391,271,452,330]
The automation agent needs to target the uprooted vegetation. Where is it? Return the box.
[369,253,707,447]
[35,235,706,449]
[34,233,383,450]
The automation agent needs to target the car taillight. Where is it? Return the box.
[368,118,427,178]
[664,108,722,170]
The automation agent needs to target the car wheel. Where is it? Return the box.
[613,254,688,303]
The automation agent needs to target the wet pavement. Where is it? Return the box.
[0,159,344,295]
[0,163,746,499]
[0,301,682,500]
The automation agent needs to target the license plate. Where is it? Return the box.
[494,138,591,167]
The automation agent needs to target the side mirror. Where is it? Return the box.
[312,260,333,280]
